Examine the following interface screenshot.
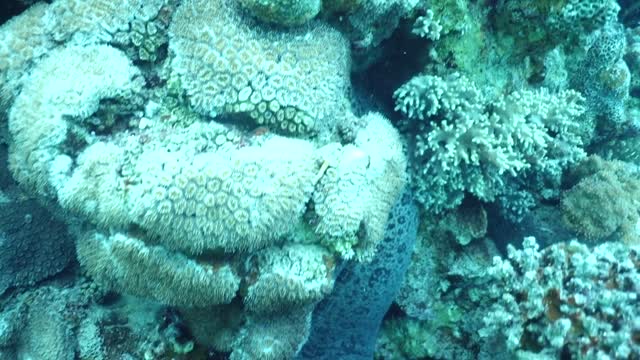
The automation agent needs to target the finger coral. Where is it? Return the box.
[394,73,586,213]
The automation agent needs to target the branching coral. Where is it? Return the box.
[394,73,586,213]
[481,238,640,358]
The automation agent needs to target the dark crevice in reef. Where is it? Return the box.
[351,20,429,122]
[619,0,640,27]
[0,142,13,190]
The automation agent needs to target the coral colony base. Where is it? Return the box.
[0,0,639,359]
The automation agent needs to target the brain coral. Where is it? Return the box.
[169,0,351,135]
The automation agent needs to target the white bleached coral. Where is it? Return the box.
[130,134,321,254]
[76,231,241,307]
[243,244,336,313]
[0,0,164,107]
[1,2,410,357]
[8,44,142,196]
[169,0,351,135]
[313,113,407,260]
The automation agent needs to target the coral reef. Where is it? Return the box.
[0,199,74,295]
[394,72,586,213]
[300,190,418,359]
[561,155,640,243]
[0,0,408,358]
[481,238,640,358]
[169,0,350,135]
[1,0,640,358]
[382,223,640,359]
[379,218,499,360]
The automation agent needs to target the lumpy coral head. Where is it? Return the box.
[238,0,322,26]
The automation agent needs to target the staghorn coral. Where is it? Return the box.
[394,73,586,213]
[169,0,350,135]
